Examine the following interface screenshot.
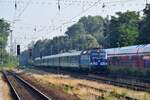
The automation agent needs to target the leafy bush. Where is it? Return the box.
[107,66,150,78]
[145,69,150,77]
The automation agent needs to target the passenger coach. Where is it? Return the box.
[106,44,150,68]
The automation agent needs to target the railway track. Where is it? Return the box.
[78,83,138,100]
[86,74,150,93]
[3,71,50,100]
[27,67,150,99]
[32,67,150,93]
[25,67,141,100]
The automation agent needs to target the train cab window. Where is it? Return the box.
[70,56,78,64]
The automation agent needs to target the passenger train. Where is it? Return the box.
[20,44,150,73]
[106,44,150,68]
[33,48,108,72]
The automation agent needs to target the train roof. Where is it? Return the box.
[34,48,106,60]
[35,51,82,60]
[105,44,150,55]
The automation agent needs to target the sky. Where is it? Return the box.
[0,0,148,53]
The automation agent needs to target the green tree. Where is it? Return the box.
[65,22,85,38]
[32,40,46,58]
[79,16,105,45]
[104,11,140,48]
[75,34,99,50]
[0,19,10,47]
[31,16,105,58]
[138,4,150,44]
[65,16,105,47]
[79,16,104,34]
[0,19,10,64]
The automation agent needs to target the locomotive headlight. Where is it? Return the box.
[95,62,98,65]
[92,62,97,65]
[100,62,107,65]
[91,62,94,65]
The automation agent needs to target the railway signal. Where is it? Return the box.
[17,45,20,56]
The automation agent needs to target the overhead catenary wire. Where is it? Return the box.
[11,0,147,35]
[38,0,102,34]
[8,0,146,31]
[45,0,147,38]
[16,0,32,20]
[47,0,102,34]
[3,0,146,23]
[3,0,148,49]
[15,0,17,9]
[0,0,145,5]
[58,0,61,11]
[37,0,78,32]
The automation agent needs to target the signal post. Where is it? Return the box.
[17,45,20,67]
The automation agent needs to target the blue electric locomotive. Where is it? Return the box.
[33,48,107,72]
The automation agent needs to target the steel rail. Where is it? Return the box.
[86,74,150,93]
[33,67,150,93]
[3,71,51,100]
[31,67,150,99]
[3,71,21,100]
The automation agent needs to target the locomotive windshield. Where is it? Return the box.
[89,49,107,66]
[91,51,106,59]
[99,52,106,58]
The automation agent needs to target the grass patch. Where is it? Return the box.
[107,66,150,78]
[62,84,74,94]
[63,85,71,93]
[48,82,60,89]
[48,82,74,95]
[110,89,122,99]
[0,55,18,70]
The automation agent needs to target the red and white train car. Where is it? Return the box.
[106,44,150,68]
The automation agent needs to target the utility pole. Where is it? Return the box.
[0,35,3,65]
[14,39,17,56]
[146,0,149,7]
[146,0,148,4]
[10,30,13,63]
[10,30,13,55]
